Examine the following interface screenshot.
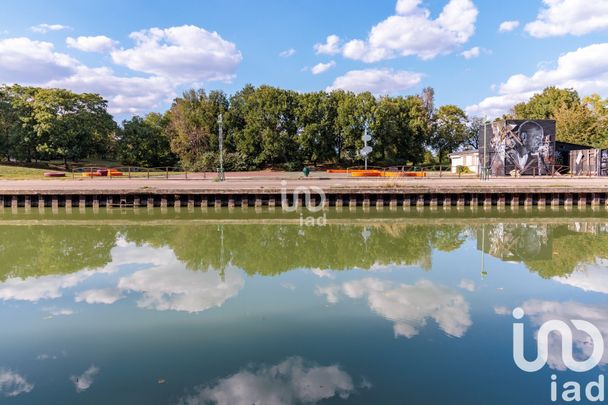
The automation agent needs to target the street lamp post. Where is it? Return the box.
[218,113,225,182]
[360,120,372,170]
[482,116,489,181]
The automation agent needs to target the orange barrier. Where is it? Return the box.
[327,169,427,177]
[351,171,382,177]
[82,169,124,177]
[352,170,427,178]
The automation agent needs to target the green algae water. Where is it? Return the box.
[0,208,607,404]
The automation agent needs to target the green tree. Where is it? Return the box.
[166,89,229,171]
[333,90,376,164]
[371,96,429,164]
[1,85,39,162]
[431,105,469,162]
[30,88,115,167]
[233,86,300,168]
[118,113,176,167]
[512,87,580,119]
[466,116,484,149]
[296,91,338,164]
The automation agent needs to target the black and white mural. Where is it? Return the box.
[479,120,556,176]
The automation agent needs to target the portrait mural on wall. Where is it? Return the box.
[480,120,556,176]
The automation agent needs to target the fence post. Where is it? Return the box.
[147,169,150,179]
[185,168,188,180]
[439,164,442,178]
[128,166,131,179]
[166,167,169,179]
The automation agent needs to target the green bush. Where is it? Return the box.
[456,165,472,174]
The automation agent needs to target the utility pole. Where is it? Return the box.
[218,113,225,181]
[482,116,489,181]
[360,120,372,170]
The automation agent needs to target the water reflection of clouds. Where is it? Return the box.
[499,300,608,371]
[522,300,608,370]
[553,258,608,294]
[70,365,99,393]
[118,264,244,313]
[0,271,94,302]
[178,357,360,405]
[75,288,124,305]
[0,368,34,397]
[317,278,472,338]
[0,238,245,314]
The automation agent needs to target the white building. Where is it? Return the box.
[449,150,479,174]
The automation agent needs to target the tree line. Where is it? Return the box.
[510,86,608,149]
[1,83,606,171]
[0,84,477,170]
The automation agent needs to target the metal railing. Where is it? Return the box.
[70,166,206,180]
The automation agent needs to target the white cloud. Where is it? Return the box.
[0,271,93,302]
[327,68,422,95]
[279,48,296,57]
[71,365,99,393]
[330,0,477,62]
[458,279,476,292]
[0,24,242,115]
[499,20,520,32]
[314,35,341,55]
[0,238,244,313]
[318,278,472,338]
[111,25,242,83]
[0,369,34,397]
[493,306,510,315]
[553,258,608,294]
[466,43,608,117]
[46,65,176,115]
[525,0,608,38]
[118,265,244,313]
[518,300,608,370]
[461,46,480,59]
[66,35,117,53]
[75,288,124,304]
[309,268,335,279]
[311,61,336,75]
[30,24,70,34]
[179,357,355,405]
[44,307,75,317]
[36,354,58,361]
[0,37,79,83]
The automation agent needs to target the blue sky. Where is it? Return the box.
[0,0,606,119]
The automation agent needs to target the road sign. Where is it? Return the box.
[360,146,372,156]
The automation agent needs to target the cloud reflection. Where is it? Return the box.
[178,357,357,405]
[75,288,124,305]
[317,278,472,338]
[70,365,99,393]
[553,258,608,294]
[518,300,608,370]
[118,265,244,313]
[0,369,34,397]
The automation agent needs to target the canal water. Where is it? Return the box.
[0,209,607,404]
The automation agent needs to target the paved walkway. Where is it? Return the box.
[0,173,606,193]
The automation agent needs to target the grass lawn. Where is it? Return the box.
[0,164,189,180]
[0,164,66,179]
